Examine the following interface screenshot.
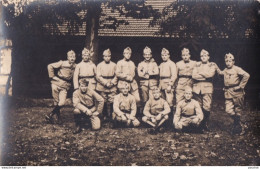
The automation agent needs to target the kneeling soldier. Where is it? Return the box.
[219,53,250,135]
[112,83,140,127]
[142,87,171,133]
[45,50,76,124]
[72,79,104,134]
[173,86,204,131]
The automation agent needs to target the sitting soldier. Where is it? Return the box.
[173,86,204,132]
[112,82,140,127]
[142,87,171,133]
[72,79,104,134]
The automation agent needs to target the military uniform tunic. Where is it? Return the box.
[159,59,177,107]
[174,99,204,129]
[192,61,218,111]
[96,61,117,103]
[176,60,196,104]
[138,59,159,102]
[47,60,76,106]
[143,97,170,117]
[116,59,140,104]
[73,88,104,130]
[73,61,96,90]
[222,66,250,116]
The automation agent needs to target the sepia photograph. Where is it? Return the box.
[0,0,259,166]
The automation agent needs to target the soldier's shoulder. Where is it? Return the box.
[110,61,116,66]
[191,99,200,105]
[177,100,185,106]
[209,62,217,67]
[73,89,80,95]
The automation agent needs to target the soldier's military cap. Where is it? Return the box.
[200,49,209,56]
[79,79,89,86]
[225,53,234,61]
[82,48,91,55]
[103,48,111,56]
[181,48,190,55]
[161,48,169,55]
[67,50,76,57]
[184,86,193,93]
[152,86,161,93]
[143,46,152,54]
[124,47,132,53]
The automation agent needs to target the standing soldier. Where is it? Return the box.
[115,47,141,109]
[176,48,196,104]
[138,46,159,106]
[73,48,96,91]
[45,50,76,124]
[96,49,117,120]
[173,86,204,132]
[219,53,250,135]
[159,48,177,109]
[142,87,171,133]
[112,83,140,127]
[72,79,104,134]
[192,49,219,131]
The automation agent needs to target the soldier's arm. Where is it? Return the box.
[73,65,80,90]
[72,91,90,113]
[96,64,107,86]
[130,97,137,117]
[110,64,118,86]
[92,90,105,114]
[236,67,250,89]
[115,62,127,80]
[125,63,135,82]
[113,95,125,116]
[173,103,181,125]
[137,62,147,78]
[160,101,171,115]
[200,62,217,78]
[47,60,63,79]
[93,64,97,78]
[194,101,204,122]
[143,99,153,117]
[192,66,205,80]
[170,62,178,86]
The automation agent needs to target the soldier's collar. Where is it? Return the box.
[104,61,110,64]
[184,60,190,63]
[124,58,130,62]
[202,61,208,64]
[185,99,191,103]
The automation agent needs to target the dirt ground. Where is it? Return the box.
[1,97,259,166]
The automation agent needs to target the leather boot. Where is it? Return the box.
[73,114,82,134]
[45,106,59,124]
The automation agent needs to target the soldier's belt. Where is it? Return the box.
[79,75,95,79]
[85,104,95,110]
[160,76,171,80]
[224,84,239,89]
[57,75,71,82]
[140,75,158,80]
[121,110,131,114]
[194,78,213,83]
[121,79,133,83]
[182,114,195,118]
[179,75,192,78]
[102,75,115,79]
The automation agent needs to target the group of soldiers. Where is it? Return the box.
[45,46,250,135]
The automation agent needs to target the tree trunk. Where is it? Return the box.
[85,3,101,64]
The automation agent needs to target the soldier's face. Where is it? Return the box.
[182,53,190,62]
[201,54,209,63]
[80,84,88,93]
[144,53,152,61]
[161,53,170,62]
[67,54,76,63]
[82,54,91,62]
[121,87,129,95]
[225,59,234,68]
[103,54,111,63]
[153,91,161,100]
[184,91,192,100]
[123,52,131,60]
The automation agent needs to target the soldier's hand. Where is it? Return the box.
[155,114,162,121]
[121,114,127,121]
[92,111,99,116]
[192,117,200,124]
[166,86,172,93]
[85,109,92,116]
[151,117,156,123]
[52,76,59,81]
[129,115,135,120]
[144,74,149,79]
[233,86,241,91]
